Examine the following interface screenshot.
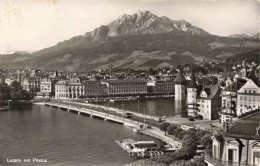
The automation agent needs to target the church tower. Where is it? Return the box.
[174,68,186,101]
[186,68,198,116]
[225,72,233,87]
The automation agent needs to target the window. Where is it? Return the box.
[213,145,217,157]
[240,96,242,100]
[253,151,260,165]
[249,90,251,93]
[245,90,247,93]
[228,149,237,161]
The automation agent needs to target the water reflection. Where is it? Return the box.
[100,98,185,117]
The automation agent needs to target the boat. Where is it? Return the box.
[115,138,169,158]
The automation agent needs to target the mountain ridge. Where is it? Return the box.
[0,11,259,71]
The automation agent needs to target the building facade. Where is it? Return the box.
[205,115,260,166]
[236,79,260,116]
[83,80,108,97]
[39,78,57,98]
[155,80,175,94]
[197,85,221,120]
[21,77,41,93]
[102,79,147,95]
[55,80,68,99]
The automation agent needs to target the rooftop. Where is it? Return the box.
[223,78,247,92]
[174,69,186,85]
[198,84,220,100]
[223,112,260,140]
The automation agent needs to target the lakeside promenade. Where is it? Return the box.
[46,100,222,133]
[42,101,182,147]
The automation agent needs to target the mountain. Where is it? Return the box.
[229,33,259,40]
[84,10,209,40]
[0,11,259,72]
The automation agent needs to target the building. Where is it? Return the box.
[38,78,57,98]
[186,68,198,116]
[225,73,233,87]
[154,80,175,94]
[83,80,108,98]
[67,77,84,99]
[197,84,221,120]
[21,77,41,93]
[55,80,68,99]
[174,69,186,101]
[54,77,85,99]
[236,79,260,116]
[101,79,147,95]
[219,79,247,124]
[5,77,15,86]
[205,114,260,166]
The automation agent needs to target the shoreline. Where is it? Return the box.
[45,101,181,147]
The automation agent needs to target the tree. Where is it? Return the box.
[167,125,177,135]
[181,136,198,158]
[185,131,198,141]
[177,131,187,140]
[159,122,170,135]
[0,86,10,101]
[174,128,183,138]
[10,81,22,89]
[10,81,23,101]
[195,130,206,141]
[21,90,30,100]
[201,135,212,147]
[10,88,22,101]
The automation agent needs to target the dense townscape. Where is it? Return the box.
[0,57,260,165]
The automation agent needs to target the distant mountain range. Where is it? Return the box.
[229,33,259,39]
[0,11,259,72]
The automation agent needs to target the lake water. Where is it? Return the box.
[99,97,185,117]
[0,104,162,166]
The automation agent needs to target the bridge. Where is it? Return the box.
[45,102,140,128]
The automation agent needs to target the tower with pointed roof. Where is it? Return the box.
[186,68,198,116]
[174,68,186,101]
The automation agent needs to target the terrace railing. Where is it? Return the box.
[205,153,256,166]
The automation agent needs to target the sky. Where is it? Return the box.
[0,0,259,54]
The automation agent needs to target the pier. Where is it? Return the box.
[45,102,141,127]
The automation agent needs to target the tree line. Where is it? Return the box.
[0,81,34,105]
[153,122,213,166]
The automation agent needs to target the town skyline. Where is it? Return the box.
[0,0,259,54]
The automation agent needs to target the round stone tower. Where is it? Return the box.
[174,68,186,101]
